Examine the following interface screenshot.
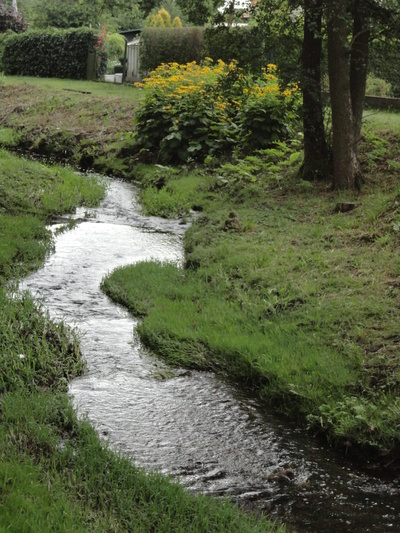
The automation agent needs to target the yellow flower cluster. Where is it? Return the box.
[136,59,299,121]
[135,59,225,98]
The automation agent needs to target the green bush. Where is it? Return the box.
[106,32,126,61]
[369,38,400,97]
[0,29,14,71]
[2,28,107,80]
[366,74,393,97]
[139,27,205,73]
[134,60,301,162]
[204,26,270,74]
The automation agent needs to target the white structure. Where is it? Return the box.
[218,0,251,12]
[12,0,18,13]
[126,39,141,83]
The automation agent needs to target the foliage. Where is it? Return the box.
[105,32,125,62]
[204,25,270,74]
[27,0,98,29]
[2,28,107,80]
[0,0,27,33]
[134,59,301,162]
[176,0,218,26]
[366,74,393,97]
[23,0,143,32]
[139,26,205,73]
[307,394,400,450]
[0,28,13,69]
[369,37,400,97]
[146,7,182,28]
[254,0,303,84]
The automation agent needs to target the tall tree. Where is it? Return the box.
[350,0,369,143]
[300,0,330,181]
[256,0,400,189]
[326,0,362,189]
[326,0,397,189]
[176,0,219,25]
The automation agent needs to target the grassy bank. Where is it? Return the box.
[0,76,142,175]
[1,76,400,465]
[102,128,400,463]
[0,109,284,529]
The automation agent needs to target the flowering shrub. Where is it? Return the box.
[95,26,108,78]
[134,59,301,162]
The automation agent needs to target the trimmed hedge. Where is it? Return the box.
[139,27,205,73]
[204,26,271,73]
[2,28,106,79]
[139,26,274,75]
[369,38,400,98]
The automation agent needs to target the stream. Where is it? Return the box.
[21,177,400,532]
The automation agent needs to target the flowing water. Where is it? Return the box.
[21,178,400,532]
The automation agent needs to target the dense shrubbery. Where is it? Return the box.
[369,38,400,97]
[134,59,301,162]
[2,28,107,79]
[139,27,205,73]
[366,74,393,97]
[204,26,270,74]
[140,26,276,76]
[0,0,27,33]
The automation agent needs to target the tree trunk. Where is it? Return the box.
[300,0,330,181]
[350,0,370,143]
[327,0,362,190]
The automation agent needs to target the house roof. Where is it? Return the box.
[119,29,142,42]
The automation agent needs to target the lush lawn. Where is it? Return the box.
[2,74,143,98]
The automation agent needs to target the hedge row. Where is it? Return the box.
[203,26,273,73]
[2,28,106,79]
[139,27,205,73]
[139,26,273,74]
[369,38,400,97]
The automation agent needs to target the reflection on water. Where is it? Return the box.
[21,178,400,532]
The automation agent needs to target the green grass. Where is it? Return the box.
[2,75,143,99]
[0,149,105,217]
[363,109,400,135]
[134,164,205,217]
[0,149,106,281]
[0,77,142,176]
[0,390,283,533]
[1,281,281,531]
[0,130,284,529]
[102,127,400,456]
